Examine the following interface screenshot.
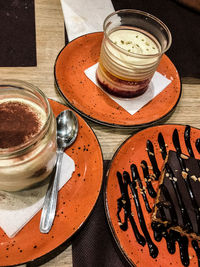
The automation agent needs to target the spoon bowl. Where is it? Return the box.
[57,110,79,149]
[40,109,78,234]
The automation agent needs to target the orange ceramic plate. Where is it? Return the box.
[0,99,103,266]
[54,32,181,129]
[105,124,200,267]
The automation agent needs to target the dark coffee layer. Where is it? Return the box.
[0,101,41,149]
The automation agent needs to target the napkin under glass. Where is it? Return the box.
[85,63,172,115]
[0,153,75,238]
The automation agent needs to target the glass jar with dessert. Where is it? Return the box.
[0,80,57,192]
[96,9,172,98]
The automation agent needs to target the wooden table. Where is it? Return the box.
[1,0,200,266]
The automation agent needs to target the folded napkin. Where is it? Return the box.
[0,153,75,238]
[85,63,171,115]
[60,0,114,42]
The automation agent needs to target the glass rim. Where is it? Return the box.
[103,9,172,58]
[0,79,52,156]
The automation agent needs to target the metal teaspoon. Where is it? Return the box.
[40,109,78,233]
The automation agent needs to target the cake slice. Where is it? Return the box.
[152,150,200,240]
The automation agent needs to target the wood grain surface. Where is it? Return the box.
[0,0,199,266]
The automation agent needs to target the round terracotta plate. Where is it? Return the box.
[54,32,181,129]
[105,124,200,267]
[0,99,103,266]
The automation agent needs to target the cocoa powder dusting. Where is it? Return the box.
[0,101,42,149]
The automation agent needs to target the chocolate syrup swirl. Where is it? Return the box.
[175,232,189,266]
[116,171,146,246]
[151,223,189,266]
[140,160,157,198]
[146,140,161,180]
[159,184,178,225]
[151,222,176,254]
[151,221,163,242]
[195,139,200,170]
[155,201,167,221]
[116,125,200,266]
[192,240,200,267]
[171,231,190,266]
[165,163,193,233]
[116,171,132,231]
[123,171,158,258]
[195,138,200,154]
[131,164,152,213]
[172,129,182,155]
[172,128,200,233]
[158,132,167,160]
[184,125,194,157]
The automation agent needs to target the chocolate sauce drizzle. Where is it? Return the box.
[116,171,146,246]
[165,162,193,233]
[146,140,161,180]
[123,170,158,258]
[151,221,190,266]
[184,125,194,157]
[140,160,157,198]
[172,128,200,234]
[158,132,167,160]
[192,240,200,267]
[195,138,200,154]
[131,163,152,213]
[116,125,200,266]
[158,184,178,225]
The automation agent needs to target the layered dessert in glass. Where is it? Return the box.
[96,9,172,98]
[0,80,57,192]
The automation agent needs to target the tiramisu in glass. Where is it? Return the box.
[0,80,57,192]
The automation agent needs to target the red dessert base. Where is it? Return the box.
[96,65,151,98]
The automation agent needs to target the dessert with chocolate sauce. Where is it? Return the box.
[115,125,200,267]
[0,80,57,192]
[153,150,200,240]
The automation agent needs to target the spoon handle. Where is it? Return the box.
[40,150,64,233]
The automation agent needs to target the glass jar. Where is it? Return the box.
[96,9,172,98]
[0,80,57,192]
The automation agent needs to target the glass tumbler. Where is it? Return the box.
[96,9,172,98]
[0,80,57,192]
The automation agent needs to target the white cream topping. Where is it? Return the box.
[109,29,160,55]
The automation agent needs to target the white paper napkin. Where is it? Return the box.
[60,0,114,41]
[0,153,75,238]
[85,63,172,115]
